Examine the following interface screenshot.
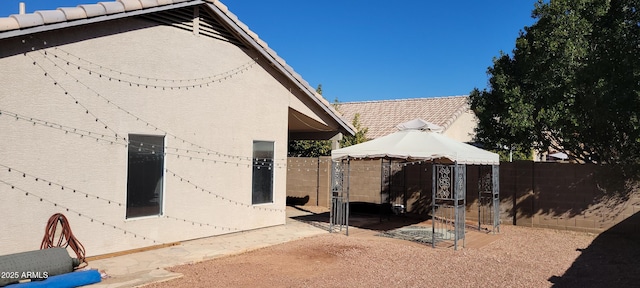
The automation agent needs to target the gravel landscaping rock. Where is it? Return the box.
[144,224,639,288]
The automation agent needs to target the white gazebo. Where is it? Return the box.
[330,119,500,249]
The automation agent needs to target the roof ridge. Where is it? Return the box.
[338,95,469,104]
[440,99,471,130]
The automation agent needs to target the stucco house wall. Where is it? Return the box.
[0,2,348,257]
[442,109,477,143]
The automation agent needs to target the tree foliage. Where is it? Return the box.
[288,139,332,157]
[340,113,369,147]
[470,0,640,164]
[495,148,533,162]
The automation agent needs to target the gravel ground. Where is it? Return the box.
[143,224,640,288]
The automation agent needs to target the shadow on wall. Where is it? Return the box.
[405,163,433,215]
[548,211,640,287]
[385,162,432,216]
[286,195,310,206]
[499,161,639,226]
[286,157,639,231]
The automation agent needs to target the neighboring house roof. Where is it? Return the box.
[336,96,471,139]
[0,0,355,137]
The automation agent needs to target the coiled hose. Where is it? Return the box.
[40,213,87,268]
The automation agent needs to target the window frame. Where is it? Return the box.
[251,140,274,205]
[125,134,166,219]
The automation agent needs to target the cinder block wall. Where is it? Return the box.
[286,157,380,206]
[498,162,640,234]
[348,159,383,204]
[287,158,640,235]
[317,157,332,207]
[286,157,322,206]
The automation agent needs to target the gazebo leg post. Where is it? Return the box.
[346,158,350,236]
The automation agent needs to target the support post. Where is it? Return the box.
[346,158,350,236]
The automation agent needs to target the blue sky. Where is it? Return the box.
[0,0,537,102]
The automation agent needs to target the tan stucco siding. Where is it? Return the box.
[0,18,290,256]
[443,110,477,143]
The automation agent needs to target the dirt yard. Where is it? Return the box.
[144,222,640,288]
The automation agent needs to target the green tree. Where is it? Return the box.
[340,113,369,147]
[287,139,332,157]
[470,0,640,164]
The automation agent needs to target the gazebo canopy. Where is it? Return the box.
[328,119,501,244]
[331,121,499,165]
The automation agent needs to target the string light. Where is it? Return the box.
[163,151,285,168]
[25,52,123,141]
[44,47,257,89]
[0,109,286,167]
[34,51,285,162]
[0,163,126,206]
[17,57,286,164]
[164,215,239,231]
[128,138,252,163]
[285,158,436,172]
[22,37,288,163]
[126,139,286,168]
[1,167,273,235]
[166,169,285,212]
[1,162,284,212]
[3,38,387,245]
[0,109,122,144]
[8,39,292,210]
[0,179,158,243]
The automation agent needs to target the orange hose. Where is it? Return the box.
[40,213,87,268]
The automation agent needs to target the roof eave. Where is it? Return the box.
[0,0,204,41]
[205,2,355,136]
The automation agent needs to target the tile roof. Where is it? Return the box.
[0,0,355,136]
[335,96,471,139]
[0,0,189,31]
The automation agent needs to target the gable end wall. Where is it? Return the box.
[0,16,292,256]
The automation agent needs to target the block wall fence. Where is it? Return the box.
[286,157,640,235]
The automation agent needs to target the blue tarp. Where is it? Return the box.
[5,270,101,288]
